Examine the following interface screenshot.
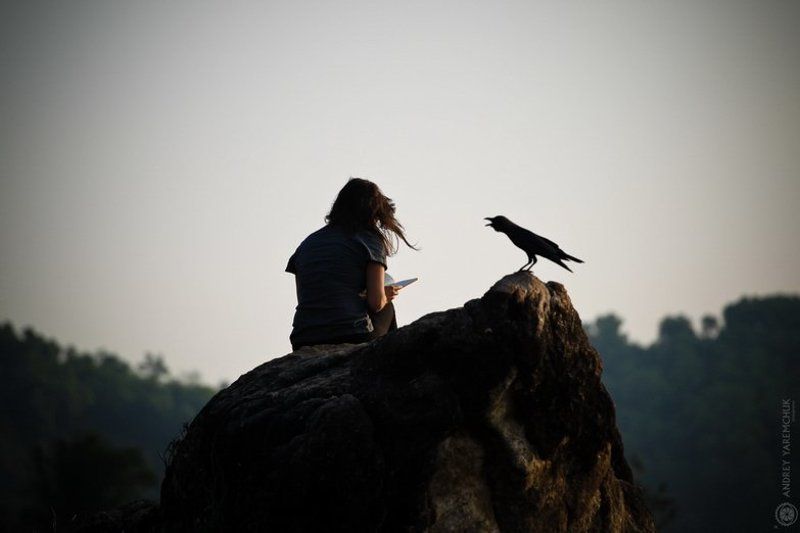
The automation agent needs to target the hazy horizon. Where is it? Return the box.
[2,1,798,384]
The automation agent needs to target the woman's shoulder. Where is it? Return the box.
[305,224,385,254]
[351,228,382,246]
[299,225,375,250]
[351,229,387,265]
[299,225,338,244]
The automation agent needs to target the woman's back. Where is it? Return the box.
[286,225,386,347]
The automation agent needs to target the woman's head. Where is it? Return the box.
[326,178,416,255]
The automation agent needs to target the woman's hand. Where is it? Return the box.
[359,285,401,302]
[384,284,401,302]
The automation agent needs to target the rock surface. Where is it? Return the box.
[159,272,655,532]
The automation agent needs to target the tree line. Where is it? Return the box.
[586,295,800,532]
[0,322,217,530]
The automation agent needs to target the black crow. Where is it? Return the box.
[485,215,584,272]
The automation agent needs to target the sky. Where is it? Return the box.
[1,0,798,384]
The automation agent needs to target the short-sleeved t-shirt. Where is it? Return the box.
[285,225,387,346]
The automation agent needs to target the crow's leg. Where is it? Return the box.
[518,258,534,272]
[525,256,538,271]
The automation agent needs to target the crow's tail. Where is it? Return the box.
[563,253,584,263]
[554,259,573,273]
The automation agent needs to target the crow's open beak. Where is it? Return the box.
[484,217,493,227]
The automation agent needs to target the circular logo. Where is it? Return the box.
[776,502,798,527]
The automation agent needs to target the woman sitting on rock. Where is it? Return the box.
[285,178,416,350]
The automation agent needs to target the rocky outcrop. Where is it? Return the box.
[158,272,655,532]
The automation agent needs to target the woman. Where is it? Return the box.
[285,178,416,350]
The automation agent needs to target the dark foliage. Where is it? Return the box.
[0,322,216,531]
[23,433,157,530]
[586,295,800,532]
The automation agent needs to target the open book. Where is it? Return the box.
[384,273,418,288]
[359,274,418,298]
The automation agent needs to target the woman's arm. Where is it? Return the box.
[365,262,400,313]
[365,262,387,313]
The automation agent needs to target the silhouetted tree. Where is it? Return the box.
[629,454,677,530]
[0,321,216,530]
[138,352,169,382]
[657,315,696,344]
[587,295,800,532]
[25,433,156,529]
[700,315,719,339]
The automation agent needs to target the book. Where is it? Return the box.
[384,274,418,288]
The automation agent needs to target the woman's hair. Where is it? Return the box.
[326,178,417,255]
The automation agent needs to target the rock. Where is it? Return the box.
[159,272,655,532]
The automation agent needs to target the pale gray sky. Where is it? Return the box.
[1,1,798,384]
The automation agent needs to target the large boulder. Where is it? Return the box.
[159,272,655,532]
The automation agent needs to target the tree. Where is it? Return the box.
[138,353,169,382]
[586,296,800,532]
[629,454,677,530]
[700,315,719,339]
[26,433,157,529]
[657,315,696,344]
[0,321,217,530]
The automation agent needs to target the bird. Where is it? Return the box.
[485,215,584,272]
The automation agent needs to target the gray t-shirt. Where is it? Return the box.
[285,225,387,346]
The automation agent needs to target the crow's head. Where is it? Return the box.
[484,215,513,232]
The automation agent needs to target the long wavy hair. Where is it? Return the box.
[326,178,417,255]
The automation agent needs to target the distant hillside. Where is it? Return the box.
[586,294,800,532]
[0,321,216,530]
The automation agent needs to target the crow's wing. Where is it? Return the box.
[509,226,559,257]
[518,227,560,251]
[534,232,563,252]
[531,231,578,260]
